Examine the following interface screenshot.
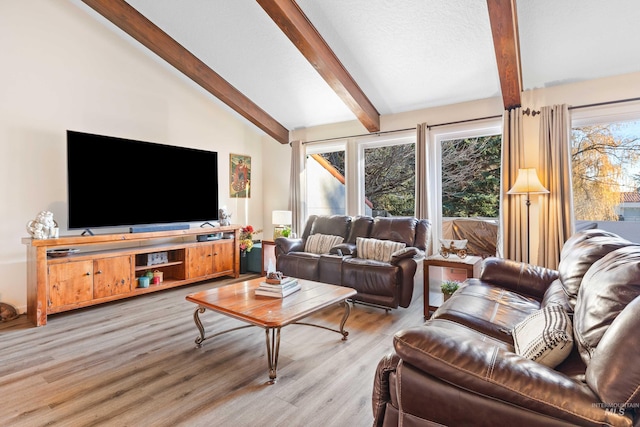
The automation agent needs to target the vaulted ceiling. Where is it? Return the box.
[77,0,640,144]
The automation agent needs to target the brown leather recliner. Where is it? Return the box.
[276,215,431,309]
[373,229,640,426]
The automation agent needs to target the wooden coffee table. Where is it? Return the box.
[185,277,357,383]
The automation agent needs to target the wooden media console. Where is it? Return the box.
[22,225,241,326]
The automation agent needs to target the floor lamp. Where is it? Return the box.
[507,168,549,263]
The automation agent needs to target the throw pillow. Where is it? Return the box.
[512,304,573,368]
[356,237,406,263]
[304,234,344,254]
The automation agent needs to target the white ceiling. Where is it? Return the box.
[86,0,640,133]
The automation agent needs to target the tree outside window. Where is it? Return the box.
[572,121,640,224]
[364,143,415,217]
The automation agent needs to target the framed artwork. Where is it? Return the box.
[230,153,251,198]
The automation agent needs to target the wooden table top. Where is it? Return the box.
[186,278,357,328]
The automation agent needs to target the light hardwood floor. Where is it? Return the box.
[1,274,424,427]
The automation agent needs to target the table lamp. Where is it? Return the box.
[272,210,292,240]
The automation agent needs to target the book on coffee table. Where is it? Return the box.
[255,282,301,298]
[258,277,298,290]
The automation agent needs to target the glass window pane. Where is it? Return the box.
[571,120,640,240]
[364,143,415,217]
[306,150,346,216]
[440,135,501,258]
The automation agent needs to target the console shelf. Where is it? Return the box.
[22,225,241,326]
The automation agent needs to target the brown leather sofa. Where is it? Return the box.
[275,215,430,309]
[373,229,640,426]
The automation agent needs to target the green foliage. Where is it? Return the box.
[364,144,416,216]
[441,280,460,295]
[441,135,502,217]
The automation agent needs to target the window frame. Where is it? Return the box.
[429,119,502,254]
[357,132,416,216]
[570,101,640,237]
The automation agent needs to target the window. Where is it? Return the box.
[305,144,346,216]
[431,121,502,257]
[571,111,640,241]
[360,136,415,217]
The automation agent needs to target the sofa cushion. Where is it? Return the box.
[345,215,374,244]
[557,234,631,310]
[574,246,640,364]
[275,252,321,281]
[541,279,572,313]
[370,217,417,246]
[304,233,344,254]
[356,237,406,262]
[342,257,398,299]
[432,279,541,343]
[309,215,351,238]
[512,304,573,368]
[586,296,640,407]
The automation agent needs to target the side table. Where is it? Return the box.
[424,254,483,317]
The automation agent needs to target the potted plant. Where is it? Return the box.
[441,280,460,302]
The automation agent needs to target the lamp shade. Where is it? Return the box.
[507,168,549,195]
[272,210,292,225]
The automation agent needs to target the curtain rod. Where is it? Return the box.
[569,96,640,111]
[426,114,502,130]
[301,114,503,144]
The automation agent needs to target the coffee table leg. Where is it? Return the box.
[265,327,281,384]
[339,300,351,340]
[194,306,207,347]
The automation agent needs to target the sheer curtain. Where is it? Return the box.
[499,107,526,261]
[288,140,306,237]
[538,104,574,269]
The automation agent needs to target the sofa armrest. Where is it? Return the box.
[390,247,423,265]
[480,257,559,299]
[274,237,304,256]
[372,352,401,427]
[393,320,615,425]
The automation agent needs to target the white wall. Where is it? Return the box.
[0,1,269,312]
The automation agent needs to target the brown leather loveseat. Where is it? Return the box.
[373,229,640,426]
[275,215,430,309]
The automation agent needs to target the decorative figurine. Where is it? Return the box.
[26,211,58,239]
[439,239,469,259]
[218,207,231,226]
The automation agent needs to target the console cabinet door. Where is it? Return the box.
[48,260,94,308]
[188,245,214,278]
[212,240,234,274]
[93,255,132,299]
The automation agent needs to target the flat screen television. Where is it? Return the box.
[67,130,219,231]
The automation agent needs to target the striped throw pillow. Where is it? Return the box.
[356,237,406,263]
[304,234,344,254]
[512,304,573,368]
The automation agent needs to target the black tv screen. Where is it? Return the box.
[67,130,218,230]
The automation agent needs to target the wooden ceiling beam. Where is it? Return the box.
[257,0,380,132]
[487,0,522,110]
[81,0,290,144]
